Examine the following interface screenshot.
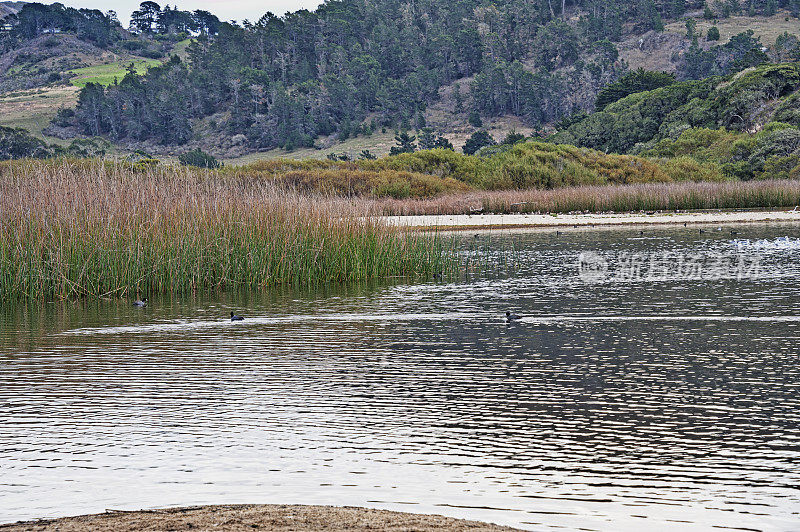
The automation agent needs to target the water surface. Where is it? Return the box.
[2,224,800,531]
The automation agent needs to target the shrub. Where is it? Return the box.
[178,149,222,169]
[375,178,412,199]
[65,137,110,158]
[760,153,800,179]
[773,92,800,126]
[707,26,721,41]
[0,127,53,160]
[560,63,800,153]
[657,156,727,181]
[747,128,800,174]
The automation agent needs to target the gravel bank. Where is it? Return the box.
[385,209,800,230]
[0,504,523,531]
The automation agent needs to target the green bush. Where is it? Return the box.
[707,26,721,41]
[747,128,800,174]
[657,156,727,182]
[65,137,110,158]
[773,92,800,126]
[558,63,800,154]
[178,149,222,169]
[0,127,53,160]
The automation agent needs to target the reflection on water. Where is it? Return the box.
[2,224,800,531]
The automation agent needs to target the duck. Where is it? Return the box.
[133,298,147,307]
[730,230,739,235]
[230,311,244,321]
[506,311,522,322]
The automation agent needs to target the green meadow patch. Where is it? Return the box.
[69,59,162,88]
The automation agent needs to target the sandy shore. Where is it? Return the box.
[0,505,522,531]
[385,209,800,231]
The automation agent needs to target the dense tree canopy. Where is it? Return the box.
[0,2,120,48]
[9,0,792,150]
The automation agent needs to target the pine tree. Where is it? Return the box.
[418,127,436,150]
[389,132,417,155]
[453,84,464,113]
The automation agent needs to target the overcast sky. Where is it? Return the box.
[58,0,325,27]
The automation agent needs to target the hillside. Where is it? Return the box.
[0,1,196,141]
[0,1,799,161]
[550,62,800,180]
[0,1,24,18]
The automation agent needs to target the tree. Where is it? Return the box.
[707,26,720,41]
[434,136,454,150]
[418,127,436,150]
[595,69,676,110]
[502,131,525,145]
[389,132,417,155]
[685,18,697,41]
[453,84,464,113]
[462,130,495,155]
[468,110,483,127]
[130,1,160,33]
[703,3,715,18]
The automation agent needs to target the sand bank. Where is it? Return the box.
[385,209,800,231]
[0,504,521,531]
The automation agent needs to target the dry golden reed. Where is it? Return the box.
[371,180,800,215]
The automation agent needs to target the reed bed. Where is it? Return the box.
[0,159,452,301]
[371,180,800,215]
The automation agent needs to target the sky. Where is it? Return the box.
[58,0,325,27]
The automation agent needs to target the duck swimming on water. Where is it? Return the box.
[133,298,147,307]
[230,311,244,321]
[506,311,522,322]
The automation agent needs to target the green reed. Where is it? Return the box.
[0,159,454,301]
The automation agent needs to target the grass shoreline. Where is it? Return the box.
[3,159,800,301]
[0,160,453,301]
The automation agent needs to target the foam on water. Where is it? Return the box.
[59,312,474,336]
[733,236,800,251]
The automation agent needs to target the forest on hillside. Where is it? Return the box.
[1,0,799,155]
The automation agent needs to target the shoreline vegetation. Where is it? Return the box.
[0,504,521,531]
[2,158,800,301]
[371,180,800,216]
[0,159,452,301]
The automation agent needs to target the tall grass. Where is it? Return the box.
[0,159,452,301]
[371,180,800,215]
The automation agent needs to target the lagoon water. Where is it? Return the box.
[2,224,800,531]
